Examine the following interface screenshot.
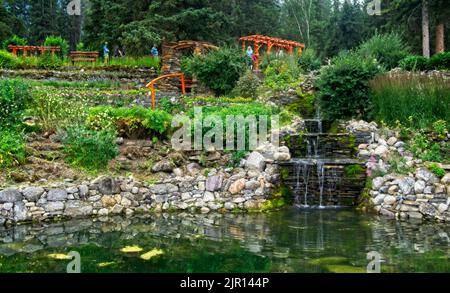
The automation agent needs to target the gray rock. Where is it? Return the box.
[224,202,235,210]
[0,189,23,203]
[2,202,13,210]
[441,173,450,185]
[388,185,399,195]
[150,184,168,194]
[152,160,176,173]
[274,152,291,161]
[22,187,44,202]
[383,195,397,205]
[47,189,68,201]
[186,163,201,176]
[245,152,266,171]
[0,217,5,226]
[424,186,434,194]
[93,176,120,195]
[372,177,385,190]
[374,145,388,156]
[98,208,109,216]
[419,203,437,217]
[205,175,223,192]
[380,208,395,218]
[438,204,448,214]
[414,180,426,194]
[111,204,123,214]
[399,177,415,195]
[387,137,398,146]
[66,187,79,194]
[203,192,215,202]
[233,197,246,204]
[64,201,93,217]
[372,194,386,205]
[416,168,439,184]
[43,201,65,212]
[200,207,210,214]
[408,212,423,219]
[245,180,261,191]
[13,202,28,222]
[79,185,89,198]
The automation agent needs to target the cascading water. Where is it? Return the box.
[294,160,311,207]
[316,160,325,208]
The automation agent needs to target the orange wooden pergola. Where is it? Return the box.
[8,45,61,57]
[239,35,305,70]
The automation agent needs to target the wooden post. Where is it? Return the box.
[254,42,260,70]
[181,74,186,96]
[151,82,156,110]
[242,41,246,52]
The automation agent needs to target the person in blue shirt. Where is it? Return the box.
[246,46,254,68]
[151,45,159,58]
[103,42,110,63]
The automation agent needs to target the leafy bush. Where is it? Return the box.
[408,133,448,163]
[63,125,119,170]
[43,36,69,57]
[357,33,409,70]
[370,73,450,128]
[233,70,261,98]
[2,35,27,50]
[298,48,321,72]
[429,52,450,70]
[399,55,429,71]
[86,106,172,139]
[263,55,302,91]
[190,47,246,96]
[0,50,17,68]
[0,79,31,127]
[432,120,448,140]
[317,52,382,120]
[30,90,88,132]
[0,130,26,168]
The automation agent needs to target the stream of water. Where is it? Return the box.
[0,209,449,273]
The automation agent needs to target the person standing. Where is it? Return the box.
[151,44,159,58]
[246,46,254,69]
[103,42,110,63]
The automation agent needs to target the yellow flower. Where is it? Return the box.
[120,245,143,253]
[140,249,164,260]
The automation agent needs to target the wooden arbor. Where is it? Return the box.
[239,35,305,70]
[8,45,61,57]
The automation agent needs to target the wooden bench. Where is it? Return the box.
[69,51,99,64]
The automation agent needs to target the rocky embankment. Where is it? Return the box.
[0,144,290,225]
[347,120,450,222]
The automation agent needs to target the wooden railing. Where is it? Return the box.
[8,45,61,56]
[146,73,186,110]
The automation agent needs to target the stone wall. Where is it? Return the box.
[0,144,291,225]
[347,120,450,222]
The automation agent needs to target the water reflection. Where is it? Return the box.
[0,208,449,272]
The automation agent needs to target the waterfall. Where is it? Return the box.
[317,160,325,208]
[294,160,311,207]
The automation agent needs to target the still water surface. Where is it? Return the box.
[0,208,449,272]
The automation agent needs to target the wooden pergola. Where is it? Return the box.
[239,35,305,70]
[8,45,61,57]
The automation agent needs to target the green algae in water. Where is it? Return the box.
[325,265,367,273]
[309,256,348,266]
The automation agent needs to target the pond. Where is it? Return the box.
[0,208,449,273]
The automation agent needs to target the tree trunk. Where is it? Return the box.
[435,22,445,53]
[422,0,430,58]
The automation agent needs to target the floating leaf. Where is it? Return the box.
[140,249,164,260]
[48,253,72,260]
[97,262,115,267]
[120,245,143,253]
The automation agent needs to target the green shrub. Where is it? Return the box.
[0,130,26,168]
[233,70,261,98]
[63,125,118,170]
[119,22,161,56]
[317,52,382,120]
[370,73,450,128]
[190,47,246,96]
[432,120,448,140]
[399,55,429,71]
[2,35,27,50]
[298,48,321,72]
[181,56,194,78]
[429,163,445,178]
[0,50,17,68]
[43,36,69,57]
[429,52,450,70]
[86,106,172,139]
[0,79,31,127]
[408,133,448,163]
[357,33,409,70]
[263,55,302,91]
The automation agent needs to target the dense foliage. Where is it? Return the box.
[0,79,30,127]
[0,130,26,168]
[233,70,262,98]
[317,52,382,120]
[43,36,69,57]
[63,125,119,170]
[357,33,410,70]
[189,47,246,96]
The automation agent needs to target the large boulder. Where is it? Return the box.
[416,168,439,184]
[47,189,68,201]
[64,201,93,217]
[399,177,415,195]
[22,187,45,202]
[0,189,23,203]
[93,176,120,195]
[205,175,223,192]
[229,179,246,194]
[43,201,65,212]
[372,177,385,190]
[152,160,176,173]
[245,152,266,171]
[13,202,28,222]
[414,180,426,194]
